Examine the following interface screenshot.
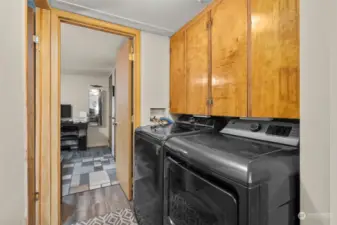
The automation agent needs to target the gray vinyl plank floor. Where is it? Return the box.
[62,185,133,225]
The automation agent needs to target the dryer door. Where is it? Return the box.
[164,157,238,225]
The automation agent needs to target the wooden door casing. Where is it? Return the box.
[37,9,141,225]
[170,31,186,113]
[27,6,36,225]
[115,39,133,200]
[185,14,210,115]
[35,0,50,9]
[251,0,300,118]
[211,0,248,117]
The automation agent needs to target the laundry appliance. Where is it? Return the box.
[134,115,227,225]
[163,119,300,225]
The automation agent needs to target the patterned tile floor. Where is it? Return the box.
[61,147,119,196]
[71,209,138,225]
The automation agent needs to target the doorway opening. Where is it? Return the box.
[59,23,135,225]
[34,9,141,225]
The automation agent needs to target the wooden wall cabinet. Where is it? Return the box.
[250,0,300,118]
[185,14,210,115]
[211,0,248,117]
[170,31,186,113]
[169,0,299,119]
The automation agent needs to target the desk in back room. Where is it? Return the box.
[61,121,88,151]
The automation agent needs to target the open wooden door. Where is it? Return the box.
[115,39,133,200]
[109,73,117,159]
[109,74,113,149]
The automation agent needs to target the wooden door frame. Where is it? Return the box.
[36,0,51,9]
[35,8,141,225]
[27,5,36,225]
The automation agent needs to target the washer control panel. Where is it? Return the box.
[220,119,299,146]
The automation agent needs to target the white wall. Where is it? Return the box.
[0,0,26,224]
[300,0,335,224]
[61,74,111,147]
[330,0,337,224]
[1,2,336,225]
[140,31,170,125]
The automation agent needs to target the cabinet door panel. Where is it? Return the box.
[211,0,248,117]
[170,31,186,113]
[251,0,299,118]
[186,14,209,115]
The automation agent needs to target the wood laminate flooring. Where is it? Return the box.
[62,184,131,225]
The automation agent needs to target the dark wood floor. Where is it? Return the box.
[62,184,130,225]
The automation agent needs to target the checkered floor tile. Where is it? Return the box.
[72,209,138,225]
[61,147,119,196]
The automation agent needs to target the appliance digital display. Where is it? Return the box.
[266,125,292,137]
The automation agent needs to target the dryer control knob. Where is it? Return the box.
[250,123,261,132]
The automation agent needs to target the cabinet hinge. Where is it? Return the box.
[206,18,213,30]
[33,35,39,44]
[207,98,213,106]
[35,192,40,201]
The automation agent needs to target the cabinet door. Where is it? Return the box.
[186,14,210,115]
[211,0,248,117]
[251,0,299,118]
[170,31,186,113]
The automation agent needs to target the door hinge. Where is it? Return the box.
[33,35,39,44]
[131,115,134,123]
[129,53,135,61]
[207,98,213,106]
[35,192,40,201]
[129,44,135,61]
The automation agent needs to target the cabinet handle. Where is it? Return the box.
[206,98,213,106]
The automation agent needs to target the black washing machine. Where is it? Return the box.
[163,119,300,225]
[133,115,227,225]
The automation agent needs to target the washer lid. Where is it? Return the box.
[135,116,227,142]
[135,123,200,142]
[164,132,299,186]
